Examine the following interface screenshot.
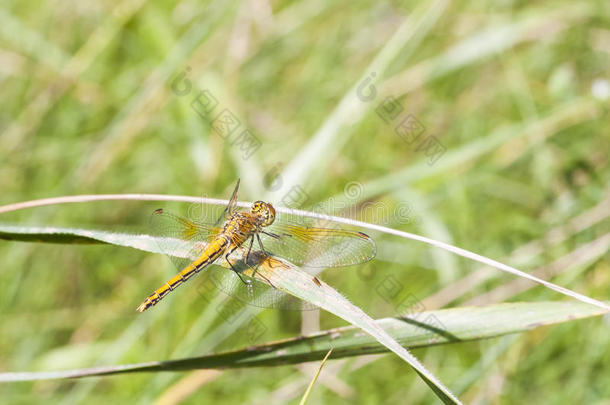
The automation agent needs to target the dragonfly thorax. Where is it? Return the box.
[251,201,276,227]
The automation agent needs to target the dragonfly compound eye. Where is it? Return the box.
[252,201,275,227]
[262,202,276,226]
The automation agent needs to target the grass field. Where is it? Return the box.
[1,1,609,404]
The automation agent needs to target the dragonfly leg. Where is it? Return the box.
[252,232,277,289]
[243,235,275,288]
[256,232,269,255]
[261,230,280,239]
[245,235,254,264]
[225,247,251,286]
[256,269,275,288]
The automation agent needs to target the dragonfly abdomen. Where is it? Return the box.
[136,236,229,312]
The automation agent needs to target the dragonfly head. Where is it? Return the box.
[251,201,276,227]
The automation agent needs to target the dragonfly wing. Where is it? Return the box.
[261,222,376,268]
[149,208,221,271]
[200,258,315,310]
[214,179,240,226]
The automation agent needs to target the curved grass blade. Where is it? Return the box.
[279,204,610,312]
[0,224,172,255]
[1,301,604,380]
[249,256,463,404]
[1,193,608,312]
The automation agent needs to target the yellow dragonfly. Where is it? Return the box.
[137,179,376,312]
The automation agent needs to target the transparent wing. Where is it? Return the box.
[261,219,377,268]
[149,208,221,271]
[214,179,240,226]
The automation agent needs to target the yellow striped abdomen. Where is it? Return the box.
[136,236,229,312]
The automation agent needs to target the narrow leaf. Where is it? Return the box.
[299,349,333,405]
[0,301,603,381]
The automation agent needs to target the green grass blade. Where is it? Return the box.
[242,255,463,404]
[0,224,165,254]
[327,97,602,205]
[1,301,603,379]
[299,348,333,405]
[266,0,449,203]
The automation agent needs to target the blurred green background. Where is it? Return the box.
[1,0,609,403]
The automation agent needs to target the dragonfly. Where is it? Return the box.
[137,179,376,312]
